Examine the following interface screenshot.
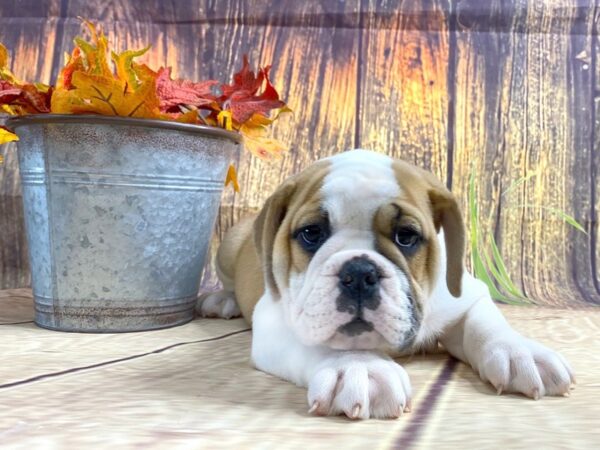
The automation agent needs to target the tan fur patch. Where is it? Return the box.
[229,160,331,322]
[372,201,436,319]
[391,160,466,298]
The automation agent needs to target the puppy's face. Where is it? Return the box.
[254,151,465,351]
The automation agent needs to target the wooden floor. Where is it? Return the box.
[1,288,599,449]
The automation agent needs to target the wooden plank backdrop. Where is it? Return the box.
[0,0,598,307]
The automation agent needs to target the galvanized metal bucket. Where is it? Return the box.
[7,114,241,332]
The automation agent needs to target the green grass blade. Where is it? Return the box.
[479,246,527,304]
[488,234,529,302]
[501,170,539,197]
[469,166,530,305]
[545,207,587,234]
[507,204,587,234]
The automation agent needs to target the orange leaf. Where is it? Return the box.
[0,43,8,68]
[57,48,84,89]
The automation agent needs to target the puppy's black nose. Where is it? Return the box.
[338,257,380,303]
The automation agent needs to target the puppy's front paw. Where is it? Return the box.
[307,353,411,419]
[196,290,241,319]
[477,333,575,399]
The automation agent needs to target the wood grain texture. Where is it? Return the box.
[451,0,598,306]
[0,0,598,307]
[594,10,600,300]
[15,0,361,289]
[590,4,600,95]
[201,0,360,287]
[359,0,450,181]
[594,97,600,296]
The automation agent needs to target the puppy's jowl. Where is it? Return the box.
[197,150,575,420]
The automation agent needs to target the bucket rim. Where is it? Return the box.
[5,114,243,144]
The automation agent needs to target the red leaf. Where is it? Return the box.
[0,80,50,113]
[224,69,285,123]
[221,55,265,98]
[156,67,218,113]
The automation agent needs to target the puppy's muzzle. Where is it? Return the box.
[337,256,381,316]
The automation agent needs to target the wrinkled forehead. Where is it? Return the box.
[321,150,401,229]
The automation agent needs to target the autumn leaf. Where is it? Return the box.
[0,43,51,115]
[220,58,285,123]
[0,43,8,69]
[52,71,159,118]
[0,79,51,114]
[0,125,19,145]
[166,108,202,124]
[0,43,22,85]
[74,20,112,78]
[56,48,84,89]
[217,110,233,130]
[239,114,287,160]
[111,46,151,91]
[2,19,292,187]
[156,67,218,113]
[221,55,265,98]
[225,164,240,192]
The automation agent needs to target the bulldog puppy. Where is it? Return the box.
[197,150,575,419]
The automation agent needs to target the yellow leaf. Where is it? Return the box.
[52,71,160,118]
[171,109,200,124]
[241,133,286,160]
[0,42,22,84]
[111,46,151,91]
[0,127,19,145]
[33,82,51,93]
[1,104,16,115]
[217,110,233,131]
[74,21,112,78]
[132,63,158,83]
[238,118,287,160]
[0,43,8,67]
[225,164,240,192]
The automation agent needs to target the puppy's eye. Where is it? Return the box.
[294,224,330,253]
[394,227,422,253]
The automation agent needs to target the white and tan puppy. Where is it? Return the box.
[197,150,574,419]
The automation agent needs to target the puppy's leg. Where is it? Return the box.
[196,290,240,319]
[196,252,240,319]
[196,220,252,320]
[252,293,412,419]
[438,273,575,398]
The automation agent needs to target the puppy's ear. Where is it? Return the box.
[253,181,296,298]
[425,174,465,298]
